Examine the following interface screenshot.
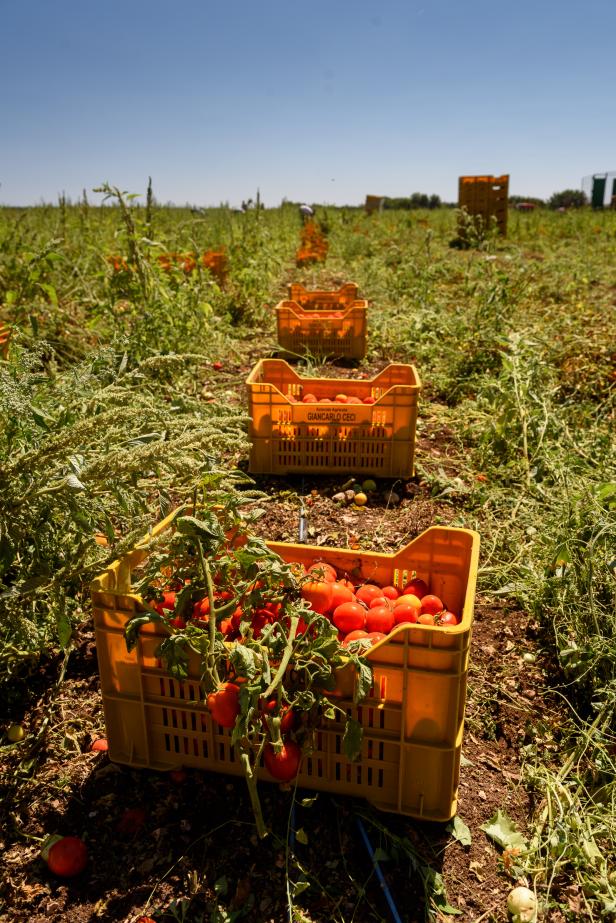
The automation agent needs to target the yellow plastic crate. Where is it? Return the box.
[458,174,509,236]
[0,324,10,360]
[91,515,479,822]
[287,283,360,310]
[246,359,421,477]
[276,287,367,360]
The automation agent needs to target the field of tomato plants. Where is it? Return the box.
[0,190,614,923]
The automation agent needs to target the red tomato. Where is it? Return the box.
[207,683,241,728]
[420,595,445,616]
[363,396,376,404]
[168,768,188,784]
[418,613,435,625]
[394,593,421,609]
[301,579,333,615]
[308,562,337,583]
[261,700,297,733]
[116,807,147,835]
[366,605,394,634]
[153,591,176,615]
[355,584,383,606]
[329,581,355,612]
[367,631,386,644]
[393,601,420,624]
[169,616,186,629]
[438,610,458,626]
[343,629,369,645]
[337,577,355,591]
[333,602,366,633]
[381,585,399,600]
[369,596,393,610]
[302,393,318,404]
[403,578,429,599]
[90,737,108,752]
[45,836,88,877]
[264,740,302,782]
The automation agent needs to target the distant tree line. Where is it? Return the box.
[382,193,443,210]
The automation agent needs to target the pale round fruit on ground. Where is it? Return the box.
[7,724,25,742]
[354,492,368,506]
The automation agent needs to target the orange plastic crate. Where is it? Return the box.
[276,285,367,360]
[288,283,360,309]
[0,324,10,360]
[458,174,509,235]
[246,359,421,477]
[91,515,479,822]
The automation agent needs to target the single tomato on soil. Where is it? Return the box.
[44,836,88,878]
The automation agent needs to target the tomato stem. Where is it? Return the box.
[197,539,220,689]
[240,746,268,839]
[262,615,299,701]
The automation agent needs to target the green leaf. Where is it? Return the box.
[56,609,73,650]
[342,716,363,762]
[299,794,318,807]
[124,610,166,651]
[230,644,258,680]
[450,815,472,847]
[353,658,373,704]
[214,875,228,896]
[291,879,310,897]
[372,847,390,862]
[480,810,527,852]
[295,827,308,845]
[38,282,58,305]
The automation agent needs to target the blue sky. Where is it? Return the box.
[2,0,615,206]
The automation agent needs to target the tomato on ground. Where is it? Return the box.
[45,836,88,877]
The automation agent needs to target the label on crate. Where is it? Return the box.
[290,404,374,425]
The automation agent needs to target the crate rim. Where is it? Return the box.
[245,357,422,397]
[92,509,479,637]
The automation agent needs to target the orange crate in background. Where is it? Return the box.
[0,324,11,360]
[246,359,421,477]
[458,174,509,236]
[91,515,479,822]
[288,283,360,309]
[276,284,367,360]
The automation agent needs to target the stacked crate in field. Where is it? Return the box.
[458,174,509,236]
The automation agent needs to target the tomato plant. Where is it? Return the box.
[125,502,374,840]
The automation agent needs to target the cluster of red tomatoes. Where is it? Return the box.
[206,682,302,783]
[289,391,376,405]
[299,561,459,646]
[151,587,287,642]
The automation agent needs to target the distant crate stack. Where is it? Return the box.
[458,174,509,236]
[0,324,10,360]
[276,284,367,360]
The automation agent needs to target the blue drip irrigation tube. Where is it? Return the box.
[356,816,403,923]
